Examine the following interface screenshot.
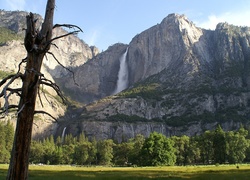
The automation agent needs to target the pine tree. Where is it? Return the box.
[129,134,145,165]
[226,127,249,163]
[213,125,226,164]
[4,120,14,153]
[0,122,9,163]
[97,139,114,165]
[199,130,214,164]
[171,135,190,165]
[29,140,44,164]
[43,135,56,164]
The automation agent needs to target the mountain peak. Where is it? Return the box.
[160,13,200,37]
[0,10,43,35]
[161,13,190,24]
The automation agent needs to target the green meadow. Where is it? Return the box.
[1,164,250,179]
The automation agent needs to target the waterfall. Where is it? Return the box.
[113,47,129,94]
[61,127,66,143]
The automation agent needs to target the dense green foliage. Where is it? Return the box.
[119,83,163,100]
[27,126,250,166]
[1,123,250,166]
[0,27,22,45]
[139,132,176,166]
[0,121,14,163]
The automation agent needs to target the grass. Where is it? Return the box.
[1,164,250,179]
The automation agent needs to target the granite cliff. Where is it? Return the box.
[0,10,98,137]
[1,11,250,142]
[57,14,250,142]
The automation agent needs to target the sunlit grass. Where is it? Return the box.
[1,164,250,179]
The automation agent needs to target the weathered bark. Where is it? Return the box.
[6,0,55,179]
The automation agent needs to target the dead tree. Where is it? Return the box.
[0,0,82,179]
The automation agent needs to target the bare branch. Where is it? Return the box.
[0,104,18,115]
[0,88,22,98]
[39,77,67,104]
[33,122,39,128]
[37,86,44,108]
[44,30,81,51]
[53,23,83,32]
[0,73,22,87]
[17,57,27,73]
[40,84,51,105]
[47,51,79,86]
[51,42,59,49]
[16,103,27,116]
[34,110,58,122]
[0,73,23,114]
[42,23,82,52]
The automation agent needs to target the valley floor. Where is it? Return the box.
[1,164,250,179]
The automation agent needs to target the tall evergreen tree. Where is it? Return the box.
[29,140,44,164]
[213,125,227,164]
[198,130,214,164]
[226,127,249,163]
[74,141,91,165]
[53,146,64,164]
[0,122,9,163]
[129,134,145,165]
[97,139,114,165]
[42,135,56,164]
[5,120,14,153]
[61,144,75,164]
[171,135,190,165]
[188,136,201,164]
[86,139,97,165]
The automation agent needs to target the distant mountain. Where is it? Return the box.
[0,10,98,137]
[57,14,250,142]
[1,11,250,142]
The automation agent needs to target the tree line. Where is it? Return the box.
[1,122,250,166]
[0,27,22,45]
[0,121,14,163]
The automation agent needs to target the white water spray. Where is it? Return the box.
[113,47,129,94]
[61,127,66,143]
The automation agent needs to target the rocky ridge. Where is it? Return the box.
[0,10,98,137]
[57,14,250,142]
[1,11,250,142]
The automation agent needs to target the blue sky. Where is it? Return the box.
[1,0,250,51]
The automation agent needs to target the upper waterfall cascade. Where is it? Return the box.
[113,47,129,94]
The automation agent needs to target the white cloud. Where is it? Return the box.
[197,11,250,30]
[6,0,26,11]
[88,30,100,46]
[82,28,102,48]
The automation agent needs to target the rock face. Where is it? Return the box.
[0,10,99,78]
[127,14,205,84]
[59,43,128,103]
[0,10,98,137]
[56,14,250,142]
[1,11,250,142]
[62,14,250,104]
[0,10,42,35]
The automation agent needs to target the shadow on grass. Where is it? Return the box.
[1,168,250,180]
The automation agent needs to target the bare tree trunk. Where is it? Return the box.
[6,0,55,179]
